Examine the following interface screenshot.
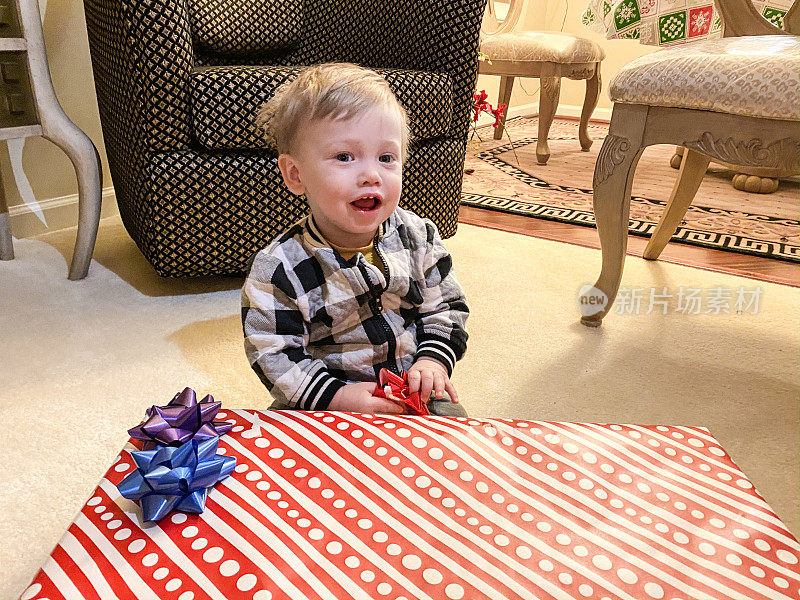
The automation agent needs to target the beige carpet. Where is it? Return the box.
[1,216,798,598]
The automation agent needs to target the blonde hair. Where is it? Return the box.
[255,62,410,163]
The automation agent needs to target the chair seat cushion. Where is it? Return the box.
[190,65,454,151]
[610,35,800,121]
[479,31,605,64]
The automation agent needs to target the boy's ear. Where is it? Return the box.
[277,154,306,196]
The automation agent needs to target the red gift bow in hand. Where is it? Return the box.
[373,368,430,416]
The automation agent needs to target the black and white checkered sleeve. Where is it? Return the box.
[242,251,346,410]
[413,221,469,376]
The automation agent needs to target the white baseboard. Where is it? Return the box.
[557,104,612,123]
[7,186,118,239]
[476,102,612,127]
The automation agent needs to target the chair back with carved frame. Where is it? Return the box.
[716,0,797,36]
[666,0,799,193]
[481,0,523,35]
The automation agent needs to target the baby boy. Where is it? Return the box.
[242,63,469,415]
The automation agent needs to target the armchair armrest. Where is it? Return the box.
[84,0,195,152]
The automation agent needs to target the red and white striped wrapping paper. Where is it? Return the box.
[21,411,800,600]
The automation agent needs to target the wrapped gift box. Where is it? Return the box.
[21,411,800,600]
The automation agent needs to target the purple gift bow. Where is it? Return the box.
[128,387,234,450]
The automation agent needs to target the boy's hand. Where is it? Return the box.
[407,358,459,404]
[328,382,405,414]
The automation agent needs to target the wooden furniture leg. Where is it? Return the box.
[43,130,102,280]
[0,171,13,260]
[536,62,561,164]
[18,0,102,279]
[643,148,711,260]
[580,104,647,327]
[494,75,515,140]
[579,63,601,152]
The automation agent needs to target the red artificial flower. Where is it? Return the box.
[472,90,507,129]
[469,91,517,163]
[472,90,490,122]
[491,103,506,128]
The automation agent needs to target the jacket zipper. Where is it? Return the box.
[361,244,398,375]
[372,236,390,295]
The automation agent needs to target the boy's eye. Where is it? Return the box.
[336,153,352,162]
[379,154,395,163]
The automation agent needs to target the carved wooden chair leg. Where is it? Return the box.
[581,148,644,326]
[580,104,647,326]
[579,63,601,152]
[643,148,711,260]
[494,76,515,140]
[0,173,13,261]
[68,141,102,280]
[536,62,561,164]
[41,125,103,280]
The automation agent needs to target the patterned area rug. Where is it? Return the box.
[462,116,800,262]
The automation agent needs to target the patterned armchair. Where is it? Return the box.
[82,0,487,276]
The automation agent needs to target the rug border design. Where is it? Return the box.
[463,134,800,263]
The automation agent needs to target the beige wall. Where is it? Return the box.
[5,0,659,238]
[476,0,658,117]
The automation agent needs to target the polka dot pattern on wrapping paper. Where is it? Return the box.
[31,411,798,600]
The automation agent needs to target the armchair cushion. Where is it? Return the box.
[610,35,799,121]
[479,31,605,63]
[189,0,303,56]
[190,65,454,150]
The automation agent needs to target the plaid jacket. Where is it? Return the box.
[242,207,469,410]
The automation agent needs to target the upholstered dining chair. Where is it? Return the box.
[478,0,605,164]
[579,0,799,326]
[667,5,800,194]
[82,0,486,276]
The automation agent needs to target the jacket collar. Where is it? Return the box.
[303,212,394,251]
[304,214,326,246]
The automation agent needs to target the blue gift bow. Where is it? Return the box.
[117,437,236,522]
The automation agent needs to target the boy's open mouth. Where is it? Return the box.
[350,195,382,212]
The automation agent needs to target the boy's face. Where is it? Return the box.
[277,105,404,248]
